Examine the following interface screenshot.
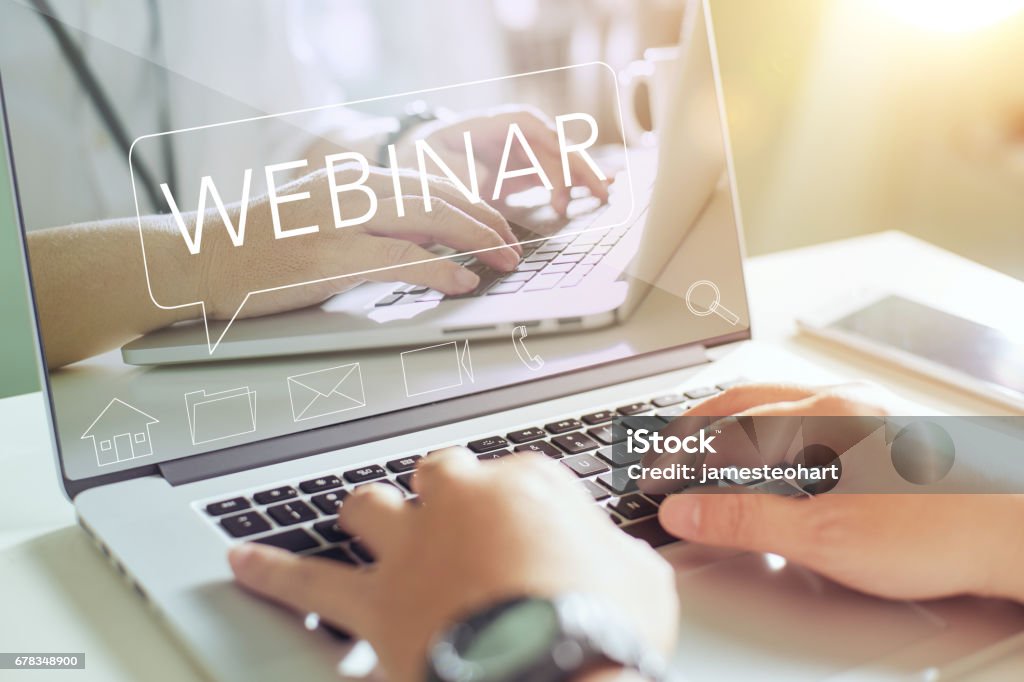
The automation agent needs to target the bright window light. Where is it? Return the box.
[873,0,1024,33]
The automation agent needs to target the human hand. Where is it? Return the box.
[229,448,678,682]
[399,107,611,216]
[653,384,1024,603]
[183,163,523,320]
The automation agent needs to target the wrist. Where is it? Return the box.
[139,218,205,327]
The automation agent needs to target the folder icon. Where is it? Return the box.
[400,340,474,398]
[287,363,367,422]
[184,387,256,445]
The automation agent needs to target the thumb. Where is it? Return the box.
[659,491,815,559]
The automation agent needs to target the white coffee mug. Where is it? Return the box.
[619,45,680,147]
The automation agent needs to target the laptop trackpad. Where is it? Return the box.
[669,551,945,680]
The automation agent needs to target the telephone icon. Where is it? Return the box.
[512,325,544,371]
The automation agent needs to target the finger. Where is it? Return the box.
[337,482,408,556]
[370,197,519,272]
[413,446,478,500]
[683,384,820,417]
[740,396,887,467]
[658,490,817,560]
[393,172,521,254]
[347,234,480,294]
[566,150,610,203]
[229,543,370,630]
[519,116,608,211]
[533,142,574,216]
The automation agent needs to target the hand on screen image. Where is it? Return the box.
[27,107,609,367]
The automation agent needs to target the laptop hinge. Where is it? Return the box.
[156,341,728,487]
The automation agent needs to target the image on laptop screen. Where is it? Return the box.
[1,0,749,487]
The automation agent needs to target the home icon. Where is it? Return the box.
[81,398,160,466]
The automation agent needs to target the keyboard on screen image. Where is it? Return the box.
[198,379,748,570]
[373,212,630,306]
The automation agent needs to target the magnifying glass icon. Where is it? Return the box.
[685,279,740,325]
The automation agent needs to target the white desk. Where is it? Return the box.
[2,231,1022,681]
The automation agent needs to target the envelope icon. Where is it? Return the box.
[287,363,366,422]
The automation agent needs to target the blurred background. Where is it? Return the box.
[2,0,1023,397]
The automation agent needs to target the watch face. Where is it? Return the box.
[461,598,560,678]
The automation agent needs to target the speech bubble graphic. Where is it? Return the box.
[128,63,635,355]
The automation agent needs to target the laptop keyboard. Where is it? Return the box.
[198,379,749,566]
[373,215,630,306]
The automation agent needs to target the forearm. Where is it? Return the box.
[26,216,197,368]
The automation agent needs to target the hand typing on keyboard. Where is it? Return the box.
[229,447,677,682]
[652,383,1024,605]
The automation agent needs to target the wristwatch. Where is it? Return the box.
[425,594,667,682]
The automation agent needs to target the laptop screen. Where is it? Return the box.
[2,0,749,486]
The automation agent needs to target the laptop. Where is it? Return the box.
[5,1,1022,679]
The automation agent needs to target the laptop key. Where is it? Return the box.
[354,479,402,493]
[621,516,677,548]
[416,290,445,302]
[542,262,574,275]
[477,449,512,461]
[313,519,352,543]
[561,454,610,478]
[611,494,658,521]
[523,273,564,291]
[267,501,318,526]
[311,489,349,515]
[516,260,547,272]
[656,406,687,420]
[487,282,524,295]
[652,394,686,408]
[343,464,387,484]
[513,441,563,459]
[684,387,720,400]
[581,478,610,501]
[617,402,651,416]
[254,528,319,553]
[552,432,600,455]
[206,497,250,516]
[716,379,747,391]
[253,486,298,505]
[597,469,639,496]
[220,512,271,538]
[467,436,510,453]
[581,410,616,425]
[387,455,422,474]
[309,545,357,565]
[502,271,536,283]
[507,427,546,444]
[545,419,582,434]
[595,445,641,467]
[587,425,623,446]
[396,472,416,493]
[299,475,343,494]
